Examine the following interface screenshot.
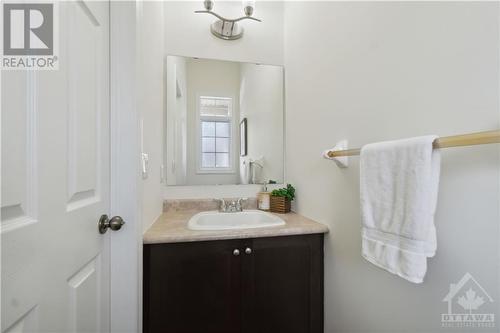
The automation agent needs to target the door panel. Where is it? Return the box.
[67,255,102,333]
[243,235,324,333]
[1,1,110,332]
[144,240,243,333]
[66,1,104,211]
[3,306,38,333]
[1,71,37,230]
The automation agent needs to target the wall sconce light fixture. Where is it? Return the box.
[195,0,261,40]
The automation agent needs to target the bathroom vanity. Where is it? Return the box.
[143,201,328,333]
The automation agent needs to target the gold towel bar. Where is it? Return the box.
[326,130,500,158]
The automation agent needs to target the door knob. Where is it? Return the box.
[98,215,125,234]
[233,249,240,256]
[245,247,252,254]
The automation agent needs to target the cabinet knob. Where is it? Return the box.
[245,247,252,255]
[233,249,240,256]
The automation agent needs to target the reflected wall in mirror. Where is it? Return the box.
[165,56,284,186]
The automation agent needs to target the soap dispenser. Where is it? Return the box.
[257,182,271,211]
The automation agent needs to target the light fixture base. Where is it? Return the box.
[210,20,244,40]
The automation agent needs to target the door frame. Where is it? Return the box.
[110,1,143,332]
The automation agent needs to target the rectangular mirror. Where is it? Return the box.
[164,56,284,186]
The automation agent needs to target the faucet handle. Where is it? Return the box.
[214,198,226,211]
[236,197,248,210]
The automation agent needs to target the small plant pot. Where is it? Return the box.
[270,196,291,213]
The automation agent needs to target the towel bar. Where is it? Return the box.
[323,130,500,167]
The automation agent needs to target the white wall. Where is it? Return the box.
[164,1,284,65]
[185,58,241,185]
[239,63,284,184]
[163,1,284,198]
[284,2,499,332]
[135,3,166,332]
[138,0,165,233]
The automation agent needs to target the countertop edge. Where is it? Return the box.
[143,211,329,245]
[143,227,328,245]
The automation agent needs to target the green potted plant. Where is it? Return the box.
[270,184,295,213]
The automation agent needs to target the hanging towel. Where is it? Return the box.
[360,136,441,283]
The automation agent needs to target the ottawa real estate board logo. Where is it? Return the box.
[2,2,58,70]
[441,272,495,329]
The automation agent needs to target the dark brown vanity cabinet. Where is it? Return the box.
[143,234,324,333]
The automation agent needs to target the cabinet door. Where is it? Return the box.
[242,234,324,333]
[144,240,243,333]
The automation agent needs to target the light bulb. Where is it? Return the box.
[203,0,214,11]
[242,0,255,16]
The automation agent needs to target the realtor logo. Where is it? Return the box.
[2,2,58,69]
[441,273,495,329]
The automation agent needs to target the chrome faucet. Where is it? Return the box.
[215,198,247,213]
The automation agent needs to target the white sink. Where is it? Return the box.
[188,210,285,231]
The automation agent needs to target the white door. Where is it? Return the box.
[1,1,112,332]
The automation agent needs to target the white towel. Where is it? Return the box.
[360,136,441,283]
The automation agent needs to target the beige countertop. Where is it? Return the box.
[143,209,329,244]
